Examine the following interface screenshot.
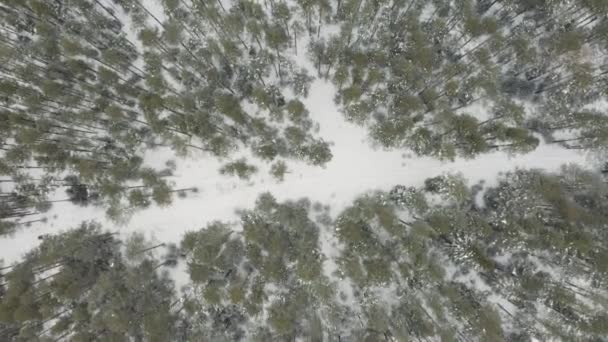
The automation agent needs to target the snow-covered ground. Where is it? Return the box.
[0,77,589,266]
[0,0,592,273]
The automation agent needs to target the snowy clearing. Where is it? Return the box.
[0,79,588,265]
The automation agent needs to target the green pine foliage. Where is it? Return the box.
[0,222,178,341]
[2,0,608,340]
[3,0,607,232]
[0,0,332,232]
[3,166,607,340]
[219,158,258,180]
[309,0,608,159]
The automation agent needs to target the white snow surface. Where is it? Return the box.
[0,78,589,267]
[0,0,591,274]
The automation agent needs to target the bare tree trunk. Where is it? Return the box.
[293,27,298,55]
[276,50,283,82]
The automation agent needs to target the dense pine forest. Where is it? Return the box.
[1,0,608,340]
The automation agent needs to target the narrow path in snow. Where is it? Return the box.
[0,79,589,264]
